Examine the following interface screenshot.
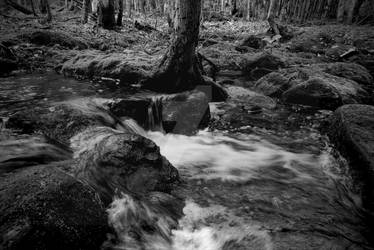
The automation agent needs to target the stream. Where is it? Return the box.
[0,73,372,250]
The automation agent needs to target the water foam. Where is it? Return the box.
[107,195,272,250]
[147,130,326,182]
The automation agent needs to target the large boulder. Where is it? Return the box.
[327,105,374,208]
[283,77,342,110]
[311,62,373,88]
[61,51,152,85]
[0,164,110,250]
[240,52,287,80]
[255,67,370,109]
[71,126,179,205]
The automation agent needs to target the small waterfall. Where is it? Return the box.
[146,96,164,132]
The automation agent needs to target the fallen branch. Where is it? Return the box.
[5,0,33,15]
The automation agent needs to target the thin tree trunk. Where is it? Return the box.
[117,0,123,25]
[29,0,37,16]
[267,0,280,35]
[44,0,52,21]
[82,0,90,23]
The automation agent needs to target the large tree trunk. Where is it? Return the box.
[143,0,204,93]
[96,0,115,29]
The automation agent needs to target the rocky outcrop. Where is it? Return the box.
[61,51,152,85]
[71,126,179,204]
[327,104,374,207]
[0,164,110,250]
[255,66,370,109]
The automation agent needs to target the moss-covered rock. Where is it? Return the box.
[0,164,110,250]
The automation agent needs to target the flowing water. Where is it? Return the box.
[0,74,372,250]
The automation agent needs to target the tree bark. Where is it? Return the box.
[29,0,37,16]
[143,0,204,93]
[267,0,280,35]
[117,0,123,25]
[82,0,90,23]
[96,0,115,29]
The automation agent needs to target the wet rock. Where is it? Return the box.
[0,164,110,250]
[19,30,88,49]
[61,51,151,85]
[328,104,374,207]
[324,45,357,61]
[240,52,286,80]
[109,98,154,130]
[199,43,245,71]
[226,86,277,110]
[7,98,131,145]
[71,126,179,204]
[162,90,211,135]
[0,135,72,174]
[0,43,17,75]
[202,76,228,102]
[311,62,373,88]
[349,54,374,78]
[283,78,343,110]
[289,32,335,54]
[254,72,292,98]
[239,35,266,49]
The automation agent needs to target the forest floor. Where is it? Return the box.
[1,6,374,77]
